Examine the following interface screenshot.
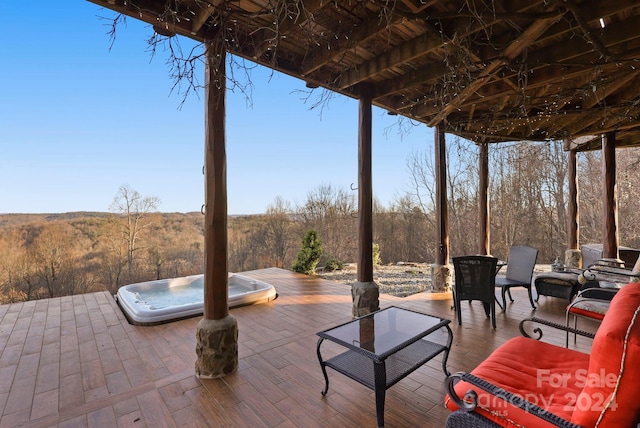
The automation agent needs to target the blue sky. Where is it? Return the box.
[0,2,436,215]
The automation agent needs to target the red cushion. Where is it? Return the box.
[445,336,590,427]
[570,282,640,427]
[568,298,609,321]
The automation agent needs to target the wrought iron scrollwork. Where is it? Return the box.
[446,372,478,411]
[518,316,595,341]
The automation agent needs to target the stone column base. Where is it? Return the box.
[565,249,582,269]
[431,263,452,292]
[352,281,380,318]
[195,315,238,379]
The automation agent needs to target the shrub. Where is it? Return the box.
[324,257,344,272]
[292,230,323,275]
[373,242,381,266]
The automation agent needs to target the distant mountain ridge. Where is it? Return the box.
[0,211,257,229]
[0,212,204,229]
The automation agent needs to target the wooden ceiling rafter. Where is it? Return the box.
[190,1,223,35]
[582,68,640,109]
[417,11,640,116]
[337,27,443,90]
[299,7,403,77]
[334,1,549,97]
[427,12,564,127]
[413,44,640,120]
[250,0,327,61]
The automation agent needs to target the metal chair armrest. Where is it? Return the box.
[446,372,583,428]
[518,316,596,341]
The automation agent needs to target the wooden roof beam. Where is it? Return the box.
[394,64,588,119]
[338,26,443,90]
[525,13,640,66]
[371,61,448,99]
[398,0,439,14]
[438,15,640,108]
[582,68,640,109]
[88,0,215,40]
[562,110,620,136]
[300,8,402,76]
[432,0,546,39]
[428,12,564,126]
[413,46,640,117]
[190,1,222,35]
[485,0,640,58]
[251,0,327,60]
[605,76,640,106]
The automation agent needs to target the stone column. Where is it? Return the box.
[195,317,238,378]
[352,282,380,318]
[196,40,238,378]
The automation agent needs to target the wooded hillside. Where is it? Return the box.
[2,140,640,304]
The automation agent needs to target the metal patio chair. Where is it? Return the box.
[495,245,538,310]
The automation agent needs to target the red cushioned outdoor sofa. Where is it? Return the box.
[445,282,640,427]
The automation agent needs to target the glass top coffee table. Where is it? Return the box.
[316,306,452,427]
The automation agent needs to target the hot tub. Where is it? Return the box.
[115,273,277,325]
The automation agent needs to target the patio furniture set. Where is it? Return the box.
[316,246,640,427]
[451,245,539,330]
[445,281,640,427]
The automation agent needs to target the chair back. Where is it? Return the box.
[453,256,498,302]
[505,245,538,284]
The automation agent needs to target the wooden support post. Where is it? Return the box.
[435,125,449,265]
[566,147,581,268]
[478,142,490,256]
[203,44,229,322]
[357,85,373,284]
[602,132,619,259]
[567,148,579,250]
[196,41,237,379]
[352,83,378,317]
[432,125,451,292]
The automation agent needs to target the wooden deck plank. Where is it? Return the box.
[0,267,597,427]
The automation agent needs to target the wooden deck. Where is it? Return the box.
[0,267,597,427]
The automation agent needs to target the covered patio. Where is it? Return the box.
[0,269,595,427]
[80,0,640,380]
[3,0,636,425]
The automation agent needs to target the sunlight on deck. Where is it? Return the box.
[0,268,596,427]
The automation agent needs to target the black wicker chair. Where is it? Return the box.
[452,256,499,329]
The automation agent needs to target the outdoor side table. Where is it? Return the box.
[316,306,452,428]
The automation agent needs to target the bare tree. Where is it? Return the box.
[405,137,479,258]
[375,197,433,263]
[29,222,90,298]
[109,185,160,282]
[614,147,640,249]
[95,217,127,291]
[296,184,358,264]
[577,151,603,245]
[255,197,296,268]
[535,141,569,262]
[0,230,31,303]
